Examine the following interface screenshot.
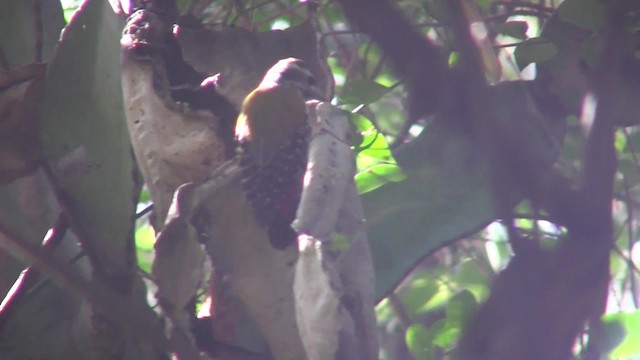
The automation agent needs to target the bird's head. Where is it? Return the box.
[259,58,326,101]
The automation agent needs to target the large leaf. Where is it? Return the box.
[405,323,432,360]
[602,311,640,359]
[0,1,107,359]
[557,0,605,31]
[365,120,494,299]
[339,79,392,105]
[39,0,138,277]
[514,37,558,70]
[366,81,564,299]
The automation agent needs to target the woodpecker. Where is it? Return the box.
[235,58,324,249]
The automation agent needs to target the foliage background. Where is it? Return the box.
[0,0,639,359]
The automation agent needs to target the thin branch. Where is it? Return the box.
[0,222,202,359]
[136,203,154,219]
[0,212,69,324]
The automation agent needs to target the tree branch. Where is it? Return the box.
[335,0,451,120]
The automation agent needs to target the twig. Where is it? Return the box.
[0,212,69,324]
[136,203,154,219]
[0,221,202,359]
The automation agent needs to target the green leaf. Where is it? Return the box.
[615,130,627,153]
[136,247,153,274]
[452,260,490,300]
[375,298,394,324]
[448,51,460,67]
[454,260,489,287]
[352,114,395,163]
[402,272,440,315]
[602,311,640,358]
[61,0,81,24]
[339,79,392,105]
[351,113,385,143]
[135,223,156,251]
[366,82,563,300]
[557,0,605,31]
[139,186,151,203]
[351,113,407,193]
[355,163,407,194]
[40,0,139,273]
[358,140,394,165]
[406,324,432,360]
[446,290,477,326]
[514,37,558,69]
[63,8,77,24]
[431,319,460,349]
[515,217,535,230]
[495,21,528,40]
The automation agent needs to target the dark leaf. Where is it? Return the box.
[514,37,558,70]
[339,79,391,105]
[557,0,605,31]
[406,324,432,360]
